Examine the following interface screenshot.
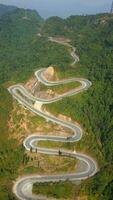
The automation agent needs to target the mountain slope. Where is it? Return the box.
[0,6,113,200]
[0,6,73,200]
[0,7,44,83]
[36,13,113,200]
[0,4,17,17]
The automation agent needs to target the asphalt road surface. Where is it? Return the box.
[8,37,98,200]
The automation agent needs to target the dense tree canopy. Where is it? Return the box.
[0,5,113,200]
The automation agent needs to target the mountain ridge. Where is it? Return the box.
[0,3,17,17]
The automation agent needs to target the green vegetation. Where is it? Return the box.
[40,81,80,94]
[33,168,113,200]
[0,4,17,17]
[38,140,69,149]
[0,6,73,199]
[33,181,77,199]
[0,8,43,84]
[34,14,113,199]
[0,8,73,85]
[0,87,21,200]
[41,16,67,36]
[0,4,113,200]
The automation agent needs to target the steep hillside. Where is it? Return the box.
[0,7,71,84]
[41,13,113,37]
[0,6,73,200]
[34,13,113,200]
[41,16,67,36]
[0,7,43,84]
[0,6,113,200]
[0,4,17,17]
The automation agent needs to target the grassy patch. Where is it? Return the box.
[33,181,79,199]
[40,81,80,95]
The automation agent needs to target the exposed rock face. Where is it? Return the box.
[58,114,71,122]
[43,66,55,80]
[25,77,37,91]
[34,101,43,111]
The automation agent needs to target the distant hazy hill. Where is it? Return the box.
[0,4,17,17]
[41,13,113,36]
[0,4,43,21]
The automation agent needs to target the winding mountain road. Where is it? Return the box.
[8,37,98,200]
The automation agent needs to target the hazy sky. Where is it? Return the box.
[0,0,112,18]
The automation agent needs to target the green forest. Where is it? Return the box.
[0,4,113,200]
[43,14,113,200]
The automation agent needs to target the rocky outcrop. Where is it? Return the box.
[43,66,55,80]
